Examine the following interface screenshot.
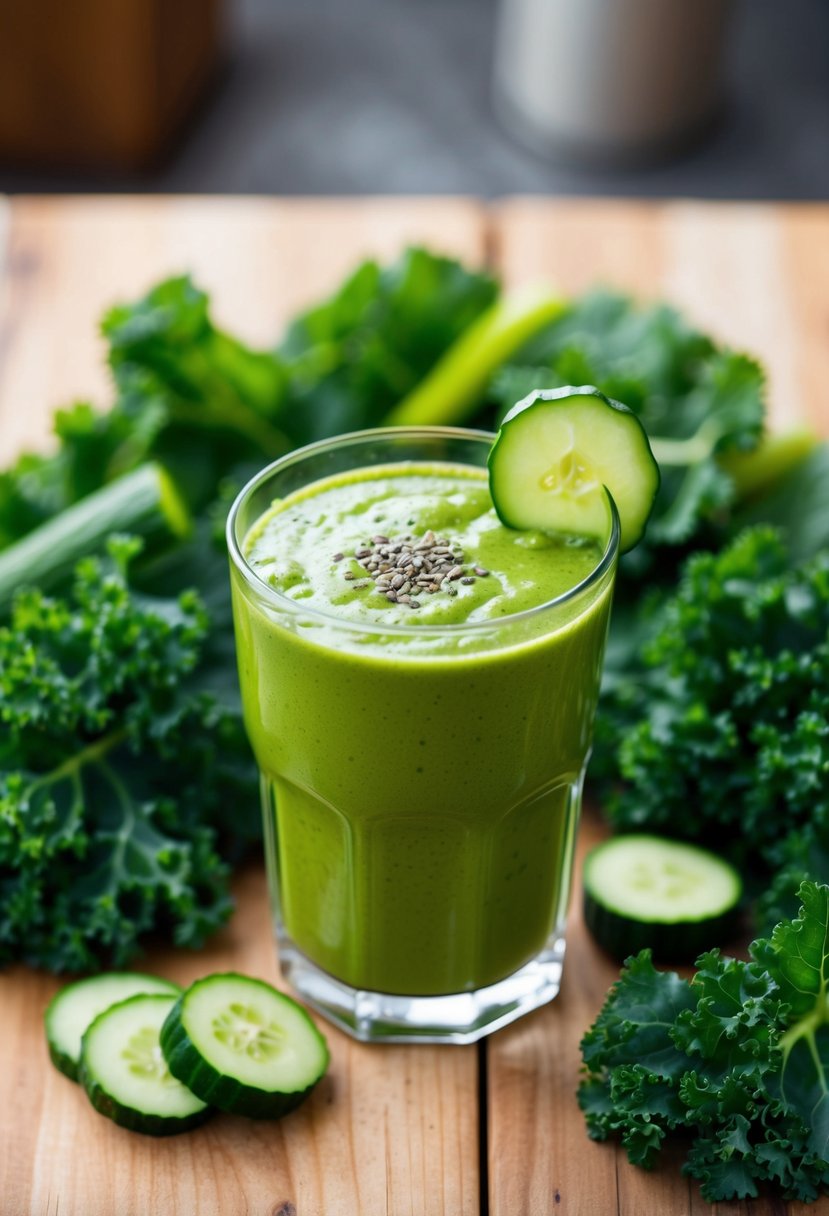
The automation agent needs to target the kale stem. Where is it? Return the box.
[28,728,130,790]
[779,998,829,1058]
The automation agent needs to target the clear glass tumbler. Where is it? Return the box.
[227,428,619,1043]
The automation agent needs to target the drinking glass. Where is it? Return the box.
[227,428,619,1043]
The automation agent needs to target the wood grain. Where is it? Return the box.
[0,195,487,457]
[2,196,829,1215]
[0,196,487,1216]
[488,197,829,1216]
[13,869,479,1216]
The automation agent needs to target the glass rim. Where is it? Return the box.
[226,426,621,638]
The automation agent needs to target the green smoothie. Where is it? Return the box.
[231,461,614,996]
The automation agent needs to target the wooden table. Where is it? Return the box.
[1,196,827,1216]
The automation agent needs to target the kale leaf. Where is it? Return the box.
[0,250,497,554]
[756,809,829,939]
[278,247,498,444]
[604,526,829,870]
[0,536,257,972]
[0,286,288,551]
[580,882,829,1202]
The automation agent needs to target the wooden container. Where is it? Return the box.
[0,0,225,171]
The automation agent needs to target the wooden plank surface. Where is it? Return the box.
[488,197,829,1216]
[0,195,487,455]
[0,195,487,1216]
[1,195,829,1216]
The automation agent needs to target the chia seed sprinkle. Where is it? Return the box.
[339,529,491,607]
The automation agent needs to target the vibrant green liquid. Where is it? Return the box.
[233,464,614,995]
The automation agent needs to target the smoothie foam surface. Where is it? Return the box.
[243,462,604,648]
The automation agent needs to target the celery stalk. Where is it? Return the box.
[385,288,568,428]
[0,463,190,616]
[719,428,820,501]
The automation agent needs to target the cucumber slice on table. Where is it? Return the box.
[160,973,329,1119]
[488,386,660,553]
[583,835,743,963]
[80,994,211,1136]
[45,972,181,1082]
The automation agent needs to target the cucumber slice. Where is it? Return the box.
[160,973,329,1119]
[488,385,660,553]
[45,972,181,1082]
[583,835,743,963]
[79,994,211,1136]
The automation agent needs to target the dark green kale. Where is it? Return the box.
[106,249,497,480]
[103,276,291,511]
[0,537,257,973]
[0,250,497,554]
[733,441,829,564]
[279,246,498,443]
[580,882,829,1202]
[603,526,829,870]
[0,281,288,550]
[756,808,829,939]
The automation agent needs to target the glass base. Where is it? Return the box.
[276,931,567,1044]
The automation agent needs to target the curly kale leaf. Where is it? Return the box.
[0,537,256,973]
[579,952,695,1165]
[605,527,829,869]
[279,247,498,445]
[579,883,829,1202]
[0,251,497,552]
[0,284,287,552]
[757,807,829,939]
[491,290,765,570]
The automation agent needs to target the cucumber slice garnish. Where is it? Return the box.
[79,994,211,1136]
[488,385,660,553]
[45,972,181,1082]
[160,973,329,1119]
[583,835,743,963]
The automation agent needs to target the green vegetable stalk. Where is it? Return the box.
[386,287,567,427]
[0,463,190,617]
[717,426,818,500]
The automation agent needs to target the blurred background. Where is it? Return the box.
[0,0,826,197]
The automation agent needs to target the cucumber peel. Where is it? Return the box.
[79,994,212,1137]
[160,972,329,1120]
[583,834,743,963]
[488,386,659,553]
[45,972,182,1082]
